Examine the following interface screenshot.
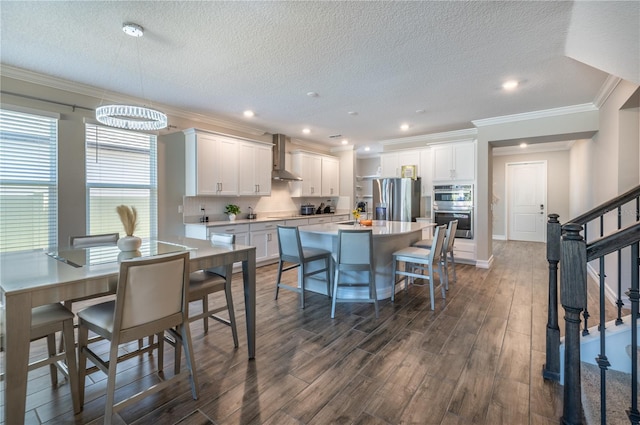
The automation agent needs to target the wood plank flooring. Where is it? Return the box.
[1,240,622,424]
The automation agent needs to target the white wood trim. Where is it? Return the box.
[475,255,494,269]
[472,103,598,127]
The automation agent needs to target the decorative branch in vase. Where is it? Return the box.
[116,205,142,251]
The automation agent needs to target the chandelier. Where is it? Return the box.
[96,23,168,131]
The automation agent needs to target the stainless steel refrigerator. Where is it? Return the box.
[372,178,421,222]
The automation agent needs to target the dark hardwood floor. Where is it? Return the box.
[2,240,621,424]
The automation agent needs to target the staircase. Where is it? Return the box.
[543,184,640,425]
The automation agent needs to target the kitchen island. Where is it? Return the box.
[298,221,433,300]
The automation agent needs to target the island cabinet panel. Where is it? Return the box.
[185,128,271,196]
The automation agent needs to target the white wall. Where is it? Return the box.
[492,150,570,239]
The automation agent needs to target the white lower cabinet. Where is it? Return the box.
[207,224,250,246]
[249,221,284,264]
[332,214,350,223]
[452,238,476,263]
[307,216,332,225]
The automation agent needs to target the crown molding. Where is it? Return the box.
[593,75,622,108]
[492,140,575,156]
[0,64,268,136]
[380,127,478,146]
[472,103,598,127]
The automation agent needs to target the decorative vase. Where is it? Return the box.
[117,249,141,262]
[117,235,142,252]
[228,213,236,221]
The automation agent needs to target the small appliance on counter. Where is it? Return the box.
[247,206,257,220]
[315,203,325,215]
[300,204,315,215]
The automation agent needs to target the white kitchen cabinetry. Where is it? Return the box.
[380,150,420,178]
[284,218,309,226]
[183,223,250,245]
[290,151,340,197]
[208,224,250,246]
[307,216,332,225]
[321,156,339,196]
[419,148,433,197]
[250,221,284,263]
[332,214,350,223]
[238,141,272,196]
[432,141,475,182]
[185,129,238,196]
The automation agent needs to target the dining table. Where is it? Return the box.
[0,236,257,424]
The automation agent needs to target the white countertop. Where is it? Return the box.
[299,221,431,237]
[185,211,352,227]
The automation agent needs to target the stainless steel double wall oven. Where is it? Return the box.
[433,184,474,239]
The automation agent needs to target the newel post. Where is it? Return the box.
[561,223,587,425]
[543,213,561,381]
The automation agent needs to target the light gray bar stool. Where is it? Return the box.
[275,225,332,309]
[331,228,378,319]
[392,224,447,310]
[413,219,458,289]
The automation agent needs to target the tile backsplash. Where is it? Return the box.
[183,180,340,223]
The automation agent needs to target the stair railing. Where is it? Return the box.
[543,184,640,425]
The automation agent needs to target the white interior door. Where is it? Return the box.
[507,161,547,242]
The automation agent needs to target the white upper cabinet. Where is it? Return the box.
[185,128,271,196]
[419,147,433,196]
[380,150,420,177]
[321,156,339,196]
[290,151,340,197]
[432,140,476,182]
[238,141,272,196]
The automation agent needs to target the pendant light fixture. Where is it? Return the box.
[95,23,168,131]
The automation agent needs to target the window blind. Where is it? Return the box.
[0,109,58,252]
[85,124,157,239]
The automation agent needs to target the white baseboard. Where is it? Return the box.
[586,263,620,307]
[492,235,507,240]
[475,255,494,269]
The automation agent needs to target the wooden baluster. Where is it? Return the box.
[560,223,587,425]
[543,213,561,381]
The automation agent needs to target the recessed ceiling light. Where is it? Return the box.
[364,146,370,151]
[302,128,311,134]
[502,80,519,90]
[122,23,144,37]
[520,142,527,148]
[243,110,255,118]
[341,139,348,145]
[415,109,426,114]
[348,111,358,116]
[307,91,319,98]
[400,123,410,131]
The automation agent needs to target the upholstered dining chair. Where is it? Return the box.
[413,220,458,289]
[0,303,81,416]
[59,233,121,352]
[275,225,332,309]
[169,233,238,374]
[77,251,198,424]
[392,224,447,310]
[331,228,378,319]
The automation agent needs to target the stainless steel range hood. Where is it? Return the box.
[272,134,302,181]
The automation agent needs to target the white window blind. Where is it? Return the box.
[85,124,157,239]
[0,109,58,252]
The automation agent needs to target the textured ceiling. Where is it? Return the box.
[0,1,637,152]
